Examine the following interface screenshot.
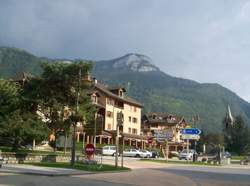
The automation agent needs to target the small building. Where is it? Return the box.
[142,113,188,152]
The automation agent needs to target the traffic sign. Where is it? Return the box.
[181,134,200,140]
[85,144,95,156]
[147,137,153,144]
[182,128,201,135]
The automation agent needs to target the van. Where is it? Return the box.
[102,146,117,156]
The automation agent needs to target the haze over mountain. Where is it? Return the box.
[1,47,250,133]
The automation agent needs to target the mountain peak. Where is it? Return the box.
[112,53,159,72]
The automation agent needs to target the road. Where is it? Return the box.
[1,157,250,186]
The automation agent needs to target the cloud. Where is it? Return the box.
[1,0,250,101]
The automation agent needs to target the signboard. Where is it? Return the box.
[181,134,200,140]
[85,144,95,156]
[181,128,201,140]
[153,129,173,142]
[182,128,201,135]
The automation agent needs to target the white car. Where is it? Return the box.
[179,149,197,160]
[0,150,3,168]
[123,149,142,158]
[140,150,152,158]
[102,145,117,156]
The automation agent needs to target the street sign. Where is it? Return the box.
[182,128,201,135]
[153,130,173,142]
[85,144,95,156]
[147,137,153,144]
[181,134,200,140]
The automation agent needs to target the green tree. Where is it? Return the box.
[0,79,49,149]
[223,115,249,155]
[26,61,96,152]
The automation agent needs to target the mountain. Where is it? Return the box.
[0,47,48,79]
[93,53,250,133]
[1,47,250,133]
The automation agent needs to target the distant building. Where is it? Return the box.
[142,113,188,151]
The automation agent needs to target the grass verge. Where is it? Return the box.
[140,159,221,166]
[26,162,130,172]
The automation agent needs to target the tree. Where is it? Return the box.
[223,115,249,155]
[0,79,49,149]
[25,61,96,154]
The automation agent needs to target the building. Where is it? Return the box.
[79,78,148,148]
[142,113,188,152]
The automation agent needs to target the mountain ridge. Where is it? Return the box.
[0,46,249,133]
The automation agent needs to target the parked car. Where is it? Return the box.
[179,149,197,160]
[240,154,250,165]
[140,150,152,158]
[222,151,232,159]
[123,149,142,158]
[102,145,117,156]
[0,150,3,168]
[151,151,160,158]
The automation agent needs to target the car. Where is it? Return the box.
[0,150,3,168]
[240,154,250,165]
[140,150,152,158]
[102,145,117,156]
[222,151,231,159]
[151,151,160,158]
[123,149,142,158]
[179,149,197,160]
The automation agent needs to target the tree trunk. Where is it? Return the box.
[64,133,67,155]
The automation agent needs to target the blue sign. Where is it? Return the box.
[182,128,201,135]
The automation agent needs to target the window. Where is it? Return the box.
[129,116,132,122]
[132,128,137,134]
[132,117,137,123]
[134,106,137,112]
[107,98,114,105]
[92,95,97,103]
[128,127,131,133]
[107,124,111,130]
[106,111,113,118]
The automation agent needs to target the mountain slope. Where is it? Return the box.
[0,47,249,133]
[93,54,250,132]
[0,47,47,79]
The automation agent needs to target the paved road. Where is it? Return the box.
[1,158,250,186]
[0,173,131,186]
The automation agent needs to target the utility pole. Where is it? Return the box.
[71,68,81,166]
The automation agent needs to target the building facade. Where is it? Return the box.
[142,113,188,152]
[80,79,147,148]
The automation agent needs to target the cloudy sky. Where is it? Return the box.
[1,0,250,101]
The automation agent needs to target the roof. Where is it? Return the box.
[94,83,143,107]
[143,113,186,125]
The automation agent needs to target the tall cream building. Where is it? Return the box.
[81,79,147,148]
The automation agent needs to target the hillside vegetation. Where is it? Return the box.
[1,47,250,133]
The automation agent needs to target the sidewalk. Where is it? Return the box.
[0,164,92,176]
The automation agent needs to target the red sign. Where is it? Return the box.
[147,137,153,144]
[85,144,95,156]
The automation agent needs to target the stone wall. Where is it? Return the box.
[1,152,85,164]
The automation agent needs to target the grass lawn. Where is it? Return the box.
[26,162,130,172]
[140,159,221,166]
[231,156,244,160]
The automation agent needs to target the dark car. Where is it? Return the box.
[240,154,250,165]
[151,151,160,158]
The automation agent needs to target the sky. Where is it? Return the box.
[1,0,250,101]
